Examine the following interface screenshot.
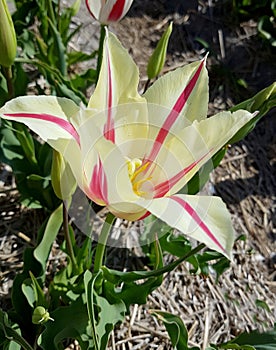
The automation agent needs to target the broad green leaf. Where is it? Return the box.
[220,324,276,350]
[33,203,63,274]
[106,276,163,310]
[70,68,97,91]
[21,280,36,308]
[38,296,92,350]
[150,310,190,350]
[94,294,126,350]
[0,310,33,350]
[104,236,164,310]
[11,248,41,327]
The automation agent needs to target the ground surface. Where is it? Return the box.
[0,0,276,349]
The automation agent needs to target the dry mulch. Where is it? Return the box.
[1,0,276,349]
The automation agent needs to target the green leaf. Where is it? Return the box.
[150,310,191,350]
[47,18,67,76]
[102,243,204,284]
[182,82,276,196]
[70,68,97,91]
[29,271,47,307]
[258,16,276,47]
[106,276,163,310]
[75,236,93,273]
[255,299,271,312]
[12,123,37,166]
[84,270,101,350]
[33,203,63,274]
[13,62,29,97]
[67,51,97,66]
[84,270,126,350]
[217,345,255,349]
[227,325,276,350]
[94,294,125,350]
[21,279,36,308]
[229,82,276,144]
[38,296,92,350]
[0,310,33,350]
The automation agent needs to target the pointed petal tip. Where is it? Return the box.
[203,52,209,61]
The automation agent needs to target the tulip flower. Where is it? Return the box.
[86,0,133,24]
[0,30,256,258]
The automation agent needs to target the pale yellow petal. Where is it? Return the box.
[144,59,208,127]
[88,31,145,110]
[150,110,255,197]
[139,194,234,258]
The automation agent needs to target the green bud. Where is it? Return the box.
[51,150,77,200]
[147,22,173,80]
[0,0,17,67]
[32,306,54,324]
[71,0,81,16]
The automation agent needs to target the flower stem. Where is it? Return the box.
[94,212,116,273]
[95,24,106,84]
[63,200,77,270]
[143,78,151,93]
[3,66,14,99]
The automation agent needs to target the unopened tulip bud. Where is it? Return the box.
[86,0,134,24]
[147,22,173,80]
[51,150,77,200]
[71,0,81,17]
[0,0,17,67]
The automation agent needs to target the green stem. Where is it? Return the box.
[3,66,14,99]
[143,78,151,93]
[94,212,116,272]
[63,200,78,270]
[95,24,106,84]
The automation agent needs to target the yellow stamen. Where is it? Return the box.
[130,161,150,182]
[126,158,152,196]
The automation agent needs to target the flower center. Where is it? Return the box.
[126,158,152,197]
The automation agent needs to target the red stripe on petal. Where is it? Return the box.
[171,195,226,253]
[4,112,80,145]
[154,150,212,198]
[89,157,109,205]
[103,52,115,143]
[108,0,126,21]
[146,59,205,163]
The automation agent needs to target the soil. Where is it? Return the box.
[0,0,275,349]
